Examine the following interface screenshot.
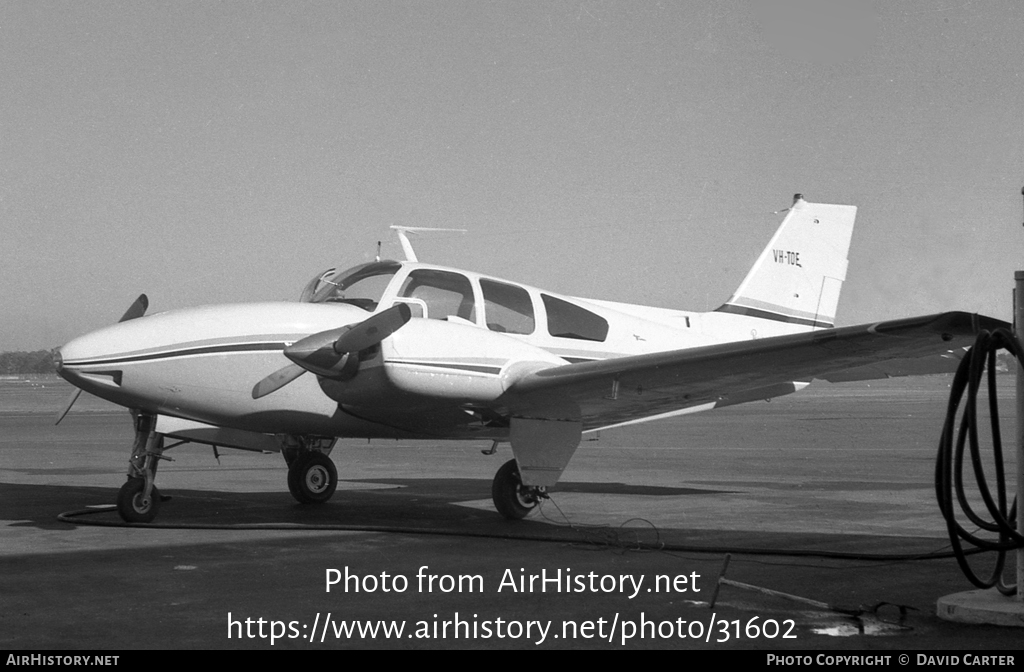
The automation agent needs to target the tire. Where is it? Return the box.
[117,477,161,523]
[287,462,302,500]
[288,452,337,504]
[491,459,537,520]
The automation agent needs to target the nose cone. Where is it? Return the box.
[60,293,151,368]
[58,320,143,367]
[54,348,87,388]
[56,320,143,393]
[52,347,74,385]
[56,300,374,413]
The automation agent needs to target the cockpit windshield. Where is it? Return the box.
[302,261,402,311]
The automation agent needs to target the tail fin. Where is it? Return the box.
[715,195,856,330]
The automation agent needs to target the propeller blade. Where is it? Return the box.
[118,294,149,323]
[255,304,413,399]
[334,303,412,354]
[55,388,82,425]
[252,363,306,399]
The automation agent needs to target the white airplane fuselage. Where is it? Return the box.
[55,198,895,521]
[58,254,830,442]
[60,197,858,451]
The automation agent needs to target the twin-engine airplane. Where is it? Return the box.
[56,195,1006,523]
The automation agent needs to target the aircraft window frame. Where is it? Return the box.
[541,294,609,342]
[397,269,477,323]
[308,261,402,311]
[299,268,336,303]
[392,297,426,318]
[481,279,535,335]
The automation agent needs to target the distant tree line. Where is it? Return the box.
[0,350,57,374]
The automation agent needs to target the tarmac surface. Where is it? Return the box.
[1,375,1022,650]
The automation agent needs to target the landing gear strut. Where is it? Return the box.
[491,459,546,520]
[116,413,167,523]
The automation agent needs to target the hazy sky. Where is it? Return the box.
[2,1,1022,350]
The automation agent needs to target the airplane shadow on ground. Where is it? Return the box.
[2,479,730,534]
[3,480,951,556]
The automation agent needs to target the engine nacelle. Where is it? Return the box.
[320,318,567,407]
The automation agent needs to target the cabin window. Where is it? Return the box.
[481,279,534,335]
[307,261,401,311]
[541,294,609,342]
[398,269,476,322]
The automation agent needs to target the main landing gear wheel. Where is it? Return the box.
[287,452,338,504]
[117,477,161,523]
[491,459,543,520]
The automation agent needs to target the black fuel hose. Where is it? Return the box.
[936,328,1023,595]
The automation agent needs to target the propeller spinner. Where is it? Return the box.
[251,303,412,399]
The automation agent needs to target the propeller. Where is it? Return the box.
[252,303,412,399]
[55,294,149,424]
[118,294,149,323]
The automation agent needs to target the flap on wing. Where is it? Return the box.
[817,351,966,382]
[499,312,1007,429]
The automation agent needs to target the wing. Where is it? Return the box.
[499,312,1008,431]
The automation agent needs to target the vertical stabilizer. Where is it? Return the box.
[715,196,856,330]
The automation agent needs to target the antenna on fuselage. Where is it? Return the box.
[772,193,805,215]
[389,226,467,262]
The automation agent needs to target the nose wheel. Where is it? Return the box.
[117,477,161,523]
[491,459,545,520]
[117,413,168,523]
[287,451,338,504]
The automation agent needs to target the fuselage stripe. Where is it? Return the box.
[714,303,834,329]
[62,342,288,367]
[387,360,503,375]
